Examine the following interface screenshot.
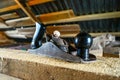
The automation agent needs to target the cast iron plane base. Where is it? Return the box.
[28,42,81,63]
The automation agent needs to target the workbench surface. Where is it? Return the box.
[0,48,120,80]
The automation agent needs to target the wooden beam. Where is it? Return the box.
[14,24,80,38]
[44,11,120,24]
[46,24,80,36]
[0,0,53,13]
[0,12,19,20]
[39,10,75,22]
[6,11,120,27]
[28,0,53,5]
[60,32,120,37]
[0,17,9,28]
[0,49,120,80]
[90,32,120,37]
[14,0,39,23]
[6,10,75,27]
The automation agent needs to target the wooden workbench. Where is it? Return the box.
[0,48,120,80]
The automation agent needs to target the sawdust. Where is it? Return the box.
[0,48,120,77]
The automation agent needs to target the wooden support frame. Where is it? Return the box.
[6,11,120,27]
[14,0,39,23]
[59,32,120,37]
[0,0,53,13]
[46,24,80,37]
[0,12,19,20]
[44,11,120,24]
[6,10,75,27]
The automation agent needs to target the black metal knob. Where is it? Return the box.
[74,32,96,61]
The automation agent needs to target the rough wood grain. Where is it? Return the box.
[0,32,14,45]
[0,48,120,80]
[40,10,75,22]
[6,10,75,27]
[46,24,80,37]
[0,12,19,20]
[44,11,120,24]
[14,0,39,23]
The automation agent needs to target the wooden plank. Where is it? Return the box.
[28,0,53,5]
[44,11,120,24]
[46,24,80,36]
[90,32,120,37]
[0,32,14,45]
[0,5,19,13]
[60,32,120,37]
[0,12,19,20]
[6,10,75,27]
[0,0,16,8]
[17,27,35,32]
[0,49,120,80]
[0,17,9,28]
[14,24,80,38]
[14,0,39,23]
[5,30,27,39]
[0,0,53,13]
[39,10,75,22]
[6,11,120,27]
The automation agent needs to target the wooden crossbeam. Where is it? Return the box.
[14,0,39,23]
[6,11,120,27]
[15,24,80,38]
[39,10,75,22]
[60,32,120,37]
[6,10,75,27]
[46,24,80,37]
[90,32,120,37]
[44,11,120,24]
[0,0,53,13]
[0,12,19,20]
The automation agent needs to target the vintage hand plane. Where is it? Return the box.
[28,22,96,63]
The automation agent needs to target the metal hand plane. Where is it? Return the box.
[28,22,96,63]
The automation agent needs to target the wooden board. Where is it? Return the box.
[90,32,120,37]
[0,0,53,13]
[6,11,120,27]
[0,49,120,80]
[0,12,19,20]
[5,24,80,38]
[44,11,120,24]
[6,10,75,27]
[14,0,39,23]
[0,32,14,45]
[46,24,80,37]
[103,47,120,58]
[39,10,75,22]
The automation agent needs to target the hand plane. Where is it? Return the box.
[28,22,96,63]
